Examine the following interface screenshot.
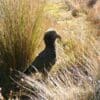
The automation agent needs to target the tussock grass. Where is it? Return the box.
[0,0,99,99]
[0,0,50,98]
[0,0,46,71]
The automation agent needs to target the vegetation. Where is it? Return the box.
[0,0,48,98]
[0,0,99,99]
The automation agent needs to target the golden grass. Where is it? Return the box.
[0,0,47,71]
[0,0,53,98]
[0,0,99,99]
[17,1,99,100]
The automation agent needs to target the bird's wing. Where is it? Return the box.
[32,50,48,65]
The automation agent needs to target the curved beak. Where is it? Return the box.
[56,34,61,41]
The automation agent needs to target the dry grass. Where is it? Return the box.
[0,0,99,99]
[8,1,99,100]
[0,0,46,71]
[0,0,52,98]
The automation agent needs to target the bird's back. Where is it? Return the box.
[24,48,56,75]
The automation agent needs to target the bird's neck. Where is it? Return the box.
[46,44,55,50]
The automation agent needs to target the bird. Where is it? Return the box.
[24,30,61,77]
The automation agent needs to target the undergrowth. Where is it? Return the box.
[0,0,48,98]
[0,0,99,100]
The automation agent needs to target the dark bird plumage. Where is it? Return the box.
[24,30,61,77]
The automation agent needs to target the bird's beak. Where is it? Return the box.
[56,34,61,41]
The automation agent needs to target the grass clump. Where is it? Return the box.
[0,0,45,71]
[0,0,47,98]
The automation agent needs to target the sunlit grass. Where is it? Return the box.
[0,0,46,71]
[0,0,50,98]
[0,0,99,99]
[16,1,99,100]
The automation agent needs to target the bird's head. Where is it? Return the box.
[44,30,61,48]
